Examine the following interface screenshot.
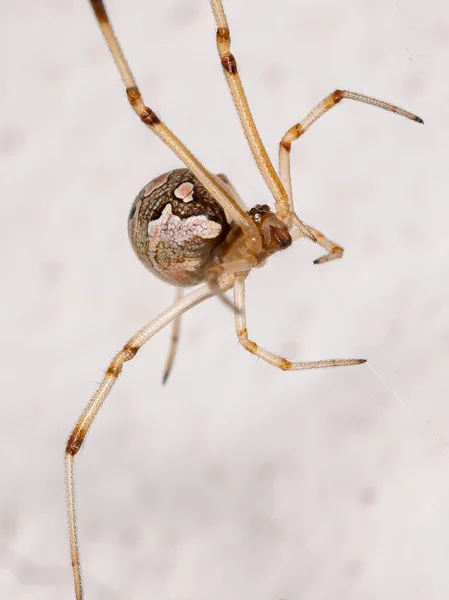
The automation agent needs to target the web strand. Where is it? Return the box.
[313,265,449,454]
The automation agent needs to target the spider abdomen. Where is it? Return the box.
[128,169,230,286]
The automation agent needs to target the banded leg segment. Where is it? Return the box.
[289,213,344,265]
[88,1,261,251]
[234,275,366,370]
[210,0,291,220]
[279,89,423,211]
[65,281,233,600]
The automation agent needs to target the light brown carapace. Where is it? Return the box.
[66,1,422,597]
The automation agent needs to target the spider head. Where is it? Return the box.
[248,204,292,260]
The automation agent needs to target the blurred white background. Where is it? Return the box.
[1,0,449,598]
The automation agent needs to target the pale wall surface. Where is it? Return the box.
[1,0,449,599]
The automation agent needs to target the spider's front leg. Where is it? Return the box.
[279,89,422,210]
[278,89,423,264]
[233,275,365,370]
[288,212,344,265]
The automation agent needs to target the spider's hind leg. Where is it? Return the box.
[162,288,183,384]
[278,89,422,260]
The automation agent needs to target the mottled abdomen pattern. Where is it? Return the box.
[128,169,230,286]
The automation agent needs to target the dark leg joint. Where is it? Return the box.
[221,53,238,75]
[122,344,139,361]
[322,89,344,111]
[106,362,122,377]
[126,86,141,105]
[332,89,344,103]
[140,107,161,126]
[217,27,230,41]
[66,433,84,456]
[90,0,108,23]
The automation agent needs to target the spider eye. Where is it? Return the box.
[248,204,271,222]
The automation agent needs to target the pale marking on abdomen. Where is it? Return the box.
[147,203,222,279]
[174,181,195,203]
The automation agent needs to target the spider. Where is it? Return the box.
[65,1,422,597]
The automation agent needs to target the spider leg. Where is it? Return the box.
[279,89,423,212]
[210,0,291,219]
[162,287,183,384]
[289,213,344,265]
[65,280,233,600]
[207,258,256,311]
[88,1,261,250]
[233,274,366,370]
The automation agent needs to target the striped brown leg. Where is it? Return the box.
[210,0,291,220]
[233,274,366,370]
[65,281,233,600]
[279,89,423,210]
[88,1,261,252]
[289,213,344,265]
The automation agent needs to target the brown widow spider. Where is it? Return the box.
[66,0,423,597]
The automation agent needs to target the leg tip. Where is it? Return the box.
[347,358,367,366]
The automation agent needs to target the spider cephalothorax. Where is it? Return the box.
[66,1,422,598]
[248,204,292,259]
